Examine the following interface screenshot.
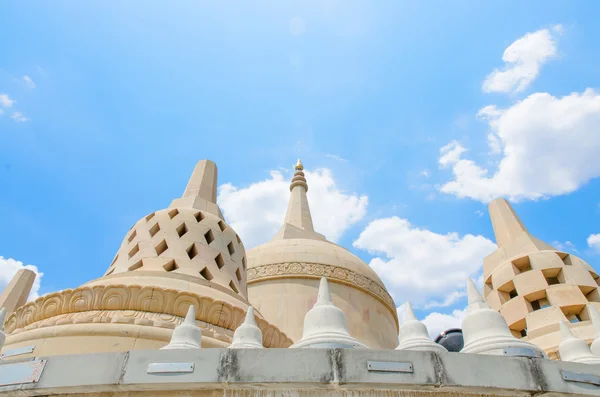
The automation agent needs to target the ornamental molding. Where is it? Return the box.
[247,262,397,316]
[4,284,292,348]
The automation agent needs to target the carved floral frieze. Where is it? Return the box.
[4,284,292,348]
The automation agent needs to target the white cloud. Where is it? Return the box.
[10,112,29,123]
[325,154,348,162]
[218,168,368,249]
[483,26,561,94]
[588,234,600,253]
[23,76,36,89]
[552,240,578,254]
[0,93,15,108]
[440,89,600,202]
[475,210,484,217]
[422,290,466,310]
[422,308,467,339]
[353,216,496,306]
[0,256,44,301]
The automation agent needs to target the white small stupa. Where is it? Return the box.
[161,305,202,350]
[229,306,264,349]
[461,278,546,357]
[291,277,368,349]
[588,305,600,357]
[396,302,447,352]
[558,321,600,364]
[0,307,6,361]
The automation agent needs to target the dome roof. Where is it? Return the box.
[246,159,396,316]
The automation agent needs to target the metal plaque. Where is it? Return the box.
[0,360,46,386]
[0,345,35,359]
[367,361,413,373]
[562,370,600,386]
[147,362,195,374]
[503,347,541,358]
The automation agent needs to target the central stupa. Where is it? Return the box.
[246,160,399,349]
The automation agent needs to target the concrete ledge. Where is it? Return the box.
[1,348,600,396]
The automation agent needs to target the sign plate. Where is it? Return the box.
[503,347,541,358]
[1,345,35,358]
[147,362,195,374]
[562,370,600,386]
[0,360,46,386]
[367,361,413,373]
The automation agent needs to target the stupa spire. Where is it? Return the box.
[488,198,529,248]
[169,159,224,219]
[396,302,447,352]
[229,306,264,349]
[272,159,326,241]
[558,320,600,364]
[589,305,600,356]
[161,305,202,350]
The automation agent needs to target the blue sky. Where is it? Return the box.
[2,1,600,338]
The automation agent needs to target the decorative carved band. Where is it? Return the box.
[247,262,396,314]
[4,284,292,348]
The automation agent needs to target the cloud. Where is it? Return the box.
[353,216,496,306]
[218,168,368,249]
[10,112,29,123]
[422,290,466,310]
[23,76,36,89]
[588,234,600,253]
[422,308,467,339]
[552,240,578,254]
[0,256,44,301]
[439,89,600,202]
[482,26,561,94]
[0,93,15,108]
[325,154,348,162]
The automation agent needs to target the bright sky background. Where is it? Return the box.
[2,1,600,339]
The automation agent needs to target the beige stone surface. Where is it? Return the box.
[2,160,291,357]
[246,160,398,349]
[0,268,36,316]
[483,198,599,359]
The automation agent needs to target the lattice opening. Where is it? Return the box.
[530,296,550,311]
[242,257,247,270]
[520,329,527,338]
[163,260,178,272]
[176,223,188,238]
[168,209,179,219]
[546,276,560,285]
[149,222,161,237]
[236,267,242,282]
[509,289,518,299]
[229,280,239,293]
[129,260,143,271]
[187,244,199,260]
[128,244,140,259]
[512,255,532,272]
[204,229,215,244]
[215,253,225,269]
[236,234,241,244]
[155,240,168,256]
[218,220,226,232]
[128,230,137,243]
[227,242,235,255]
[194,211,205,222]
[200,267,213,281]
[586,289,600,302]
[145,213,155,222]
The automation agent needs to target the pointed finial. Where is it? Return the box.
[169,160,224,218]
[560,321,573,339]
[588,305,600,356]
[245,306,258,327]
[404,302,417,322]
[229,306,264,349]
[295,158,304,171]
[316,277,333,306]
[466,278,488,311]
[161,305,202,350]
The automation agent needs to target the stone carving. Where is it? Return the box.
[247,262,395,310]
[4,284,293,348]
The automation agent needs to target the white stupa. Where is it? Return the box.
[229,306,264,349]
[0,307,6,361]
[396,302,447,352]
[461,278,546,357]
[291,277,368,349]
[588,305,600,357]
[161,305,202,350]
[558,321,600,364]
